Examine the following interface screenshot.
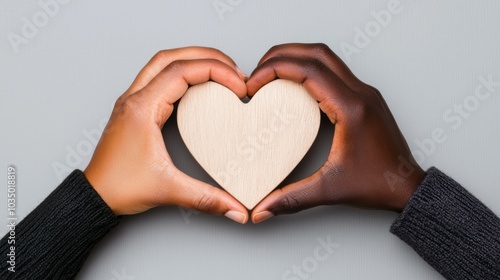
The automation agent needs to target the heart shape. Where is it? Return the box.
[177,80,320,209]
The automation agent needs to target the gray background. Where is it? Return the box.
[1,1,499,279]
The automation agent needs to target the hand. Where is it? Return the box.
[246,43,425,223]
[84,47,249,224]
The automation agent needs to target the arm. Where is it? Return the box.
[1,47,249,279]
[0,170,119,279]
[391,167,500,279]
[247,43,500,279]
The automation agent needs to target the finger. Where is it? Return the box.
[256,43,367,91]
[166,170,248,224]
[246,57,356,125]
[124,47,246,97]
[251,163,344,223]
[131,58,247,125]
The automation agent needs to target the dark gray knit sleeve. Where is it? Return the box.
[0,170,121,279]
[391,167,500,279]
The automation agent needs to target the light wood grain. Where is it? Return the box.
[177,80,320,209]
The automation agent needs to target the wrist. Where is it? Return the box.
[83,167,121,216]
[390,168,425,212]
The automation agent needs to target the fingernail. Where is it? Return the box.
[253,211,274,224]
[235,65,246,78]
[225,210,247,224]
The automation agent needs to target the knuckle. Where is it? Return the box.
[204,46,222,56]
[310,43,331,56]
[121,95,139,112]
[262,56,283,66]
[265,43,296,58]
[309,43,335,63]
[165,60,186,73]
[113,95,126,111]
[152,50,170,60]
[151,50,169,64]
[193,46,223,58]
[267,44,283,56]
[348,99,372,123]
[303,58,329,75]
[365,85,383,99]
[276,191,304,214]
[195,191,218,212]
[350,86,386,121]
[119,95,146,119]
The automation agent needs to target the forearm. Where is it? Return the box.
[0,170,120,279]
[391,167,500,279]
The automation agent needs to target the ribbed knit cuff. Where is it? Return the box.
[1,170,121,279]
[391,167,500,280]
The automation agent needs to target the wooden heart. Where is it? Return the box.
[177,80,320,209]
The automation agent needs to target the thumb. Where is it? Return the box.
[252,165,341,223]
[165,170,249,224]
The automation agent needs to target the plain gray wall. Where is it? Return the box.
[1,1,499,279]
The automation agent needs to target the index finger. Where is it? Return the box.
[246,57,357,124]
[132,58,247,126]
[125,47,246,96]
[256,43,368,92]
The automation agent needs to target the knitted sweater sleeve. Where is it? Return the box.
[391,167,500,279]
[0,170,121,279]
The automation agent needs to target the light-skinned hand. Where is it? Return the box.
[84,47,249,224]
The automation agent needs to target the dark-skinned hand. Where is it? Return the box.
[246,43,426,223]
